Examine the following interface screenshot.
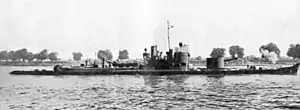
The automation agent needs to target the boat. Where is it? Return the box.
[9,63,300,76]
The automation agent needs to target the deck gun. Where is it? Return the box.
[224,57,238,62]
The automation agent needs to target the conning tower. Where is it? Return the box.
[142,42,190,71]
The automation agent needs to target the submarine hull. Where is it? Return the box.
[10,63,300,76]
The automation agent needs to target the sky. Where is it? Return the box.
[0,0,300,60]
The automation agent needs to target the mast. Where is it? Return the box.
[167,20,170,50]
[167,20,174,50]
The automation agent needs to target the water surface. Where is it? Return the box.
[1,66,300,110]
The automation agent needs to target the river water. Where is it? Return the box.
[1,66,300,110]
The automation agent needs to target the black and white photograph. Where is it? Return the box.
[1,0,300,109]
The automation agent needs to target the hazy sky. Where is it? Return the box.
[1,0,300,60]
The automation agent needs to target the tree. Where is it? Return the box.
[287,43,300,59]
[15,48,28,62]
[195,56,202,60]
[0,51,9,62]
[48,52,59,62]
[118,49,129,59]
[9,51,19,61]
[259,42,280,63]
[106,50,113,60]
[259,42,280,56]
[26,52,35,62]
[229,45,245,58]
[97,50,113,61]
[229,46,237,58]
[210,48,226,58]
[97,50,106,60]
[35,49,49,61]
[237,48,244,58]
[72,52,83,61]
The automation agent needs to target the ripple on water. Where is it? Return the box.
[1,73,300,109]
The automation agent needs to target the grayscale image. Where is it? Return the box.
[1,0,300,110]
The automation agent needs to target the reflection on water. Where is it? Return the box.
[206,76,225,88]
[143,75,189,87]
[1,66,300,109]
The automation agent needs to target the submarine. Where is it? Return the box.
[9,42,300,76]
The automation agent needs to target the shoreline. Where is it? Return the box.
[0,61,80,67]
[0,60,298,67]
[1,63,297,67]
[191,62,298,67]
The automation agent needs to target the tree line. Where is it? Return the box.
[209,45,245,59]
[2,43,299,63]
[208,42,300,62]
[0,48,59,62]
[72,49,129,61]
[0,48,131,62]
